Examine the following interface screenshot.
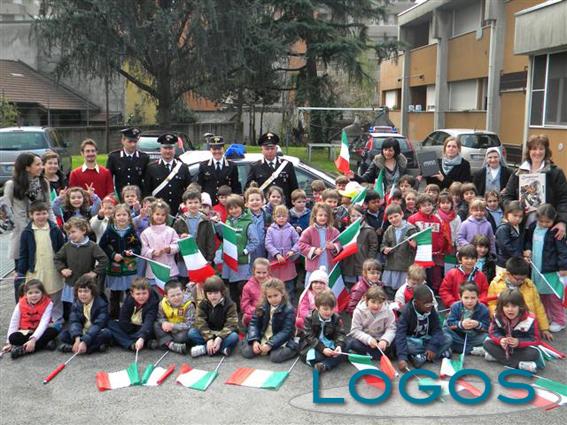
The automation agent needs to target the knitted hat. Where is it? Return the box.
[309,266,329,286]
[201,192,212,207]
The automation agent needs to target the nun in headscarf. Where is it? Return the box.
[472,147,513,196]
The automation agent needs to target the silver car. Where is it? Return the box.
[414,129,505,173]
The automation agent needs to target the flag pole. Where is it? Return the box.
[214,356,226,373]
[43,351,79,384]
[135,348,139,365]
[154,351,169,367]
[287,356,301,374]
[503,366,547,380]
[529,260,562,299]
[388,227,430,251]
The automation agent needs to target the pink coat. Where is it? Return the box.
[265,222,300,282]
[297,225,341,272]
[141,224,180,278]
[295,288,337,330]
[241,277,262,327]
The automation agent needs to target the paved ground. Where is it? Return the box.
[1,272,565,425]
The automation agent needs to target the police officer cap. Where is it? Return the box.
[209,136,225,148]
[121,127,141,140]
[157,133,178,145]
[258,132,280,146]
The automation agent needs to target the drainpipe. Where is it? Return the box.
[485,0,505,132]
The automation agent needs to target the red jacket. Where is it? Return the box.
[407,211,448,255]
[439,267,489,307]
[69,165,114,199]
[18,295,51,330]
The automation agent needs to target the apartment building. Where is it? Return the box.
[379,0,567,170]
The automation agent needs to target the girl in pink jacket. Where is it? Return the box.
[240,258,271,328]
[140,200,179,288]
[295,267,336,331]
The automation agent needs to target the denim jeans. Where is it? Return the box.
[305,348,343,371]
[444,328,487,354]
[186,328,239,354]
[107,320,145,349]
[59,328,112,353]
[345,337,392,360]
[406,334,452,358]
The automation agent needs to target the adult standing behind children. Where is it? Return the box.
[69,139,114,199]
[473,147,512,197]
[197,136,241,205]
[426,136,472,190]
[106,127,149,198]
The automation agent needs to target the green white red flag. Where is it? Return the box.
[413,227,434,266]
[334,130,351,174]
[351,186,367,207]
[328,263,349,312]
[221,223,239,272]
[178,236,216,282]
[332,218,362,263]
[374,169,385,198]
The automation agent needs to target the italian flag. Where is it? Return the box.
[328,263,349,312]
[176,363,218,392]
[413,227,434,267]
[142,366,170,386]
[440,334,466,378]
[334,130,351,174]
[96,363,140,391]
[374,169,385,198]
[332,218,362,263]
[178,236,216,282]
[145,257,171,293]
[348,353,387,390]
[221,223,239,272]
[351,186,367,207]
[225,367,289,391]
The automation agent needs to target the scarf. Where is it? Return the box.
[441,154,463,175]
[384,163,401,190]
[25,176,44,202]
[498,313,522,359]
[437,208,456,223]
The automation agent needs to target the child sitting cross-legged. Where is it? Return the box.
[346,286,396,360]
[395,285,452,370]
[300,290,346,374]
[443,282,490,355]
[152,279,195,354]
[58,274,111,354]
[240,278,298,363]
[188,276,239,357]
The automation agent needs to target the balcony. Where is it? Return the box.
[379,55,403,92]
[409,44,437,87]
[447,27,491,82]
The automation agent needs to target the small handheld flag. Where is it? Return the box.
[347,353,387,390]
[225,357,299,391]
[43,351,79,384]
[351,187,368,207]
[334,130,351,175]
[440,334,466,378]
[141,351,169,386]
[374,169,385,198]
[530,261,565,301]
[328,263,350,312]
[96,362,141,391]
[133,254,171,293]
[221,223,239,272]
[178,236,216,283]
[376,347,398,379]
[177,356,225,391]
[331,218,362,263]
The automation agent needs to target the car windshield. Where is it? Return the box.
[0,132,49,151]
[372,136,409,151]
[459,134,501,149]
[137,137,161,152]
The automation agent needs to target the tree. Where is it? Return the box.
[0,97,19,127]
[35,0,262,127]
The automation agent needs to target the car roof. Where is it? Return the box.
[140,130,184,137]
[434,129,498,136]
[369,132,406,138]
[0,126,48,132]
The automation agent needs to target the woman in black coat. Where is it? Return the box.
[426,136,472,190]
[472,147,513,196]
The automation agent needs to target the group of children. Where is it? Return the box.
[4,171,566,376]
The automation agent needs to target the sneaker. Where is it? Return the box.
[410,353,427,368]
[10,346,26,360]
[549,322,566,333]
[46,340,57,351]
[518,361,537,373]
[168,342,187,354]
[148,340,159,350]
[484,352,497,362]
[190,345,206,358]
[314,362,327,373]
[58,343,73,353]
[98,344,108,353]
[440,350,452,359]
[221,347,232,357]
[470,346,486,357]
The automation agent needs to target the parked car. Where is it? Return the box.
[179,151,335,198]
[0,127,72,189]
[414,129,505,173]
[138,130,195,161]
[351,128,418,175]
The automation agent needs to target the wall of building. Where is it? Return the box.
[0,22,38,69]
[503,0,541,73]
[380,56,403,91]
[444,111,486,129]
[447,27,490,81]
[409,44,437,86]
[407,111,433,142]
[499,91,526,145]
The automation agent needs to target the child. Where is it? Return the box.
[298,203,340,285]
[437,190,461,255]
[485,190,503,232]
[245,187,268,262]
[335,175,349,192]
[322,189,348,231]
[347,259,384,315]
[425,183,440,205]
[53,186,101,224]
[221,195,259,308]
[364,190,385,237]
[495,201,525,274]
[439,244,489,307]
[240,278,297,363]
[346,286,397,359]
[381,204,417,296]
[395,285,452,370]
[3,279,58,359]
[296,267,333,330]
[525,204,567,333]
[403,189,418,220]
[213,185,232,223]
[398,175,417,195]
[342,205,378,288]
[457,183,477,221]
[473,234,496,283]
[121,185,142,216]
[99,204,142,319]
[152,279,195,354]
[457,198,496,253]
[17,201,65,320]
[408,194,448,292]
[487,257,552,340]
[300,290,346,373]
[483,288,543,372]
[448,181,463,212]
[241,258,271,327]
[265,205,300,305]
[444,282,490,355]
[90,196,117,242]
[289,189,311,235]
[107,277,159,350]
[173,190,215,263]
[133,196,156,238]
[54,217,108,308]
[188,276,239,357]
[264,186,285,219]
[141,200,180,288]
[57,274,111,354]
[310,179,326,208]
[394,264,437,310]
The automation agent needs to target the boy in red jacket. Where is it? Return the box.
[439,244,489,307]
[408,194,448,292]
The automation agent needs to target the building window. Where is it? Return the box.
[451,0,481,37]
[530,51,567,127]
[449,79,486,111]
